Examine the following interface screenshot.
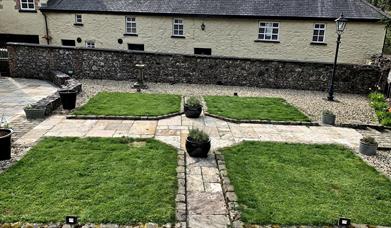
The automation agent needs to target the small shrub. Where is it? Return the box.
[368,92,391,126]
[185,97,202,108]
[368,92,385,103]
[360,136,377,145]
[371,101,389,111]
[322,110,335,116]
[188,128,209,142]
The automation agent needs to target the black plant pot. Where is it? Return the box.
[59,90,77,110]
[184,105,202,118]
[0,128,13,161]
[186,137,211,158]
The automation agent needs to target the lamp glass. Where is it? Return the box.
[335,14,347,35]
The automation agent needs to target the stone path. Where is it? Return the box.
[0,77,58,123]
[12,114,366,228]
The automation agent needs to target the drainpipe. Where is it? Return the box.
[43,12,50,45]
[382,27,388,57]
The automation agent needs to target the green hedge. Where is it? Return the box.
[369,92,391,126]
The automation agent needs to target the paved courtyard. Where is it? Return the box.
[0,77,58,122]
[12,114,370,228]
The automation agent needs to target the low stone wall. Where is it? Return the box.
[7,43,382,94]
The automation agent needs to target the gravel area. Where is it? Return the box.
[77,79,377,125]
[0,144,30,174]
[353,149,391,179]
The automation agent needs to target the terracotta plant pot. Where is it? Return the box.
[359,141,377,156]
[186,137,211,158]
[59,89,77,110]
[0,128,13,160]
[184,104,202,118]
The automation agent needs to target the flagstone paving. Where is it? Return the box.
[0,77,58,123]
[10,114,369,228]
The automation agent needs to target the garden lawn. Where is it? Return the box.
[73,92,181,117]
[221,141,391,225]
[0,137,177,224]
[204,96,309,122]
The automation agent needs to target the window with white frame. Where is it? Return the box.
[20,0,35,10]
[173,18,184,36]
[85,41,95,48]
[312,23,326,43]
[125,16,137,34]
[75,14,82,24]
[258,22,279,41]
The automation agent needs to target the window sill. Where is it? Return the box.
[310,42,327,46]
[19,9,37,13]
[254,40,280,43]
[171,35,186,39]
[124,33,138,37]
[74,23,83,26]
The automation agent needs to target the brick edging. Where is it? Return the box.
[204,112,319,126]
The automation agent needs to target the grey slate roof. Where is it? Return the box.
[42,0,387,21]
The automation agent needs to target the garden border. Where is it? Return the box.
[66,96,185,120]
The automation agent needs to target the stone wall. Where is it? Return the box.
[7,43,383,94]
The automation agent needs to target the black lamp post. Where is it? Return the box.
[327,14,348,101]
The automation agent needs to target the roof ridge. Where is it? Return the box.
[359,0,390,19]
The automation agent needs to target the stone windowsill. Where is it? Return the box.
[171,35,186,39]
[254,39,280,43]
[310,42,327,46]
[123,33,138,37]
[74,23,84,26]
[19,9,37,13]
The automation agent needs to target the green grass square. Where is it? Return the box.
[73,92,181,117]
[221,141,391,225]
[204,96,310,122]
[0,137,177,224]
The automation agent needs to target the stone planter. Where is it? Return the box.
[59,89,77,110]
[184,105,202,118]
[24,107,46,119]
[186,137,211,158]
[359,141,377,156]
[0,128,13,160]
[322,113,336,125]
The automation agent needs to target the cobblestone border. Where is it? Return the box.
[0,222,181,228]
[204,112,319,126]
[66,96,185,121]
[214,149,243,228]
[176,149,187,227]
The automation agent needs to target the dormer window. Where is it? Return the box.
[75,14,83,25]
[20,0,35,10]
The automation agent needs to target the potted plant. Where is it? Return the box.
[186,128,211,158]
[0,115,13,160]
[24,104,46,119]
[359,136,377,156]
[184,96,203,118]
[321,110,336,125]
[59,89,77,110]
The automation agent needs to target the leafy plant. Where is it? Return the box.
[360,136,377,145]
[188,128,209,142]
[185,97,202,108]
[0,114,10,129]
[368,92,391,126]
[322,110,335,116]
